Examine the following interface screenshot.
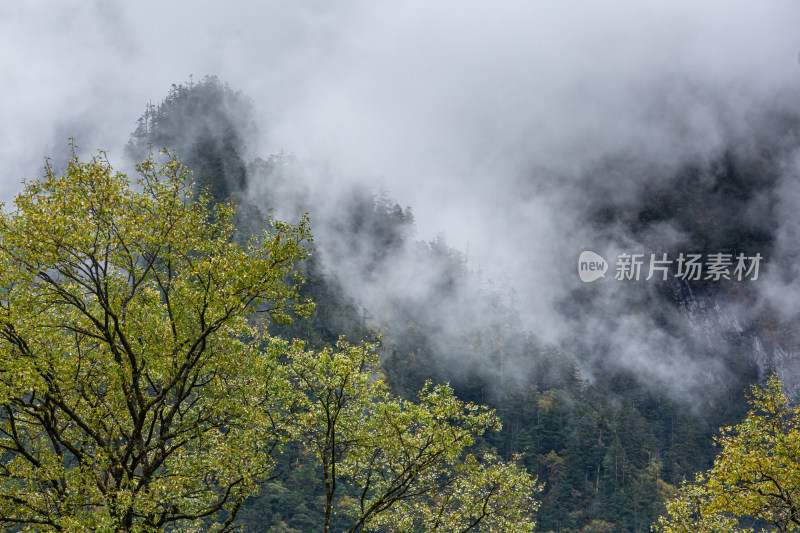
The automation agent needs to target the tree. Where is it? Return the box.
[281,337,541,533]
[125,76,255,202]
[653,376,800,533]
[0,149,312,532]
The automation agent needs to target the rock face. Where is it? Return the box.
[673,276,800,398]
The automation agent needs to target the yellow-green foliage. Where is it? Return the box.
[654,376,800,533]
[282,337,541,533]
[0,150,540,533]
[0,150,311,532]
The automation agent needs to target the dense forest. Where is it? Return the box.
[4,1,800,531]
[113,76,794,532]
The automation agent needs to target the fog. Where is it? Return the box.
[3,1,800,396]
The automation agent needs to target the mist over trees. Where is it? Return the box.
[125,76,254,202]
[0,148,539,533]
[2,54,798,530]
[113,78,800,533]
[4,2,800,531]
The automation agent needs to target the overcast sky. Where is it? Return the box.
[3,2,798,219]
[3,2,800,389]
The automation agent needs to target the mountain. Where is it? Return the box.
[126,78,798,533]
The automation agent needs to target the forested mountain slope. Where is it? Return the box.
[125,78,799,533]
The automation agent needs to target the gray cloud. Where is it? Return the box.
[2,1,800,397]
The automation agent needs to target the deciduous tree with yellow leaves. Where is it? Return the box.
[0,148,541,532]
[0,149,312,532]
[281,337,541,533]
[654,376,800,533]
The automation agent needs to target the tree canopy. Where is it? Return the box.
[125,76,255,202]
[0,149,312,531]
[0,149,541,532]
[654,376,800,533]
[281,337,541,533]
